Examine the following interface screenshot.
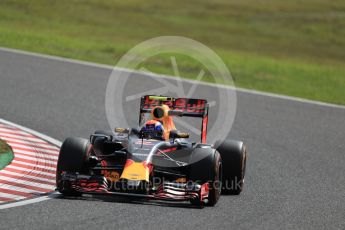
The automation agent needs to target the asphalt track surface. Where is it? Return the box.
[0,49,344,230]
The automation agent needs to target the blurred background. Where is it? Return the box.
[0,0,344,104]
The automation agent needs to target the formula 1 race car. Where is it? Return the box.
[56,95,247,206]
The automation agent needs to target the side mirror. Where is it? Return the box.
[169,130,189,139]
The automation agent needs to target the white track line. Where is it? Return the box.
[0,194,57,209]
[0,46,344,110]
[0,118,61,210]
[0,133,47,143]
[0,118,62,147]
[0,128,35,137]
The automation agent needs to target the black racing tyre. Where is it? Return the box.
[189,148,222,206]
[206,151,222,206]
[215,140,247,195]
[56,137,91,196]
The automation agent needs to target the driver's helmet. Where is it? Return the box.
[141,120,165,139]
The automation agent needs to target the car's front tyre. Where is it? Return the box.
[189,148,222,206]
[56,137,90,196]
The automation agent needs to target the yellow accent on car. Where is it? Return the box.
[120,162,149,181]
[103,171,120,182]
[175,177,187,183]
[148,96,173,101]
[114,127,129,133]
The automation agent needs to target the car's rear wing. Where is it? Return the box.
[139,95,209,143]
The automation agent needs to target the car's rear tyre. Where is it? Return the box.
[56,137,90,196]
[215,140,247,195]
[189,148,222,206]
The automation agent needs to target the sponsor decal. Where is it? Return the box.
[135,140,155,145]
[103,171,120,182]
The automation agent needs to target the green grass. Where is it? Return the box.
[0,0,344,104]
[0,139,14,170]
